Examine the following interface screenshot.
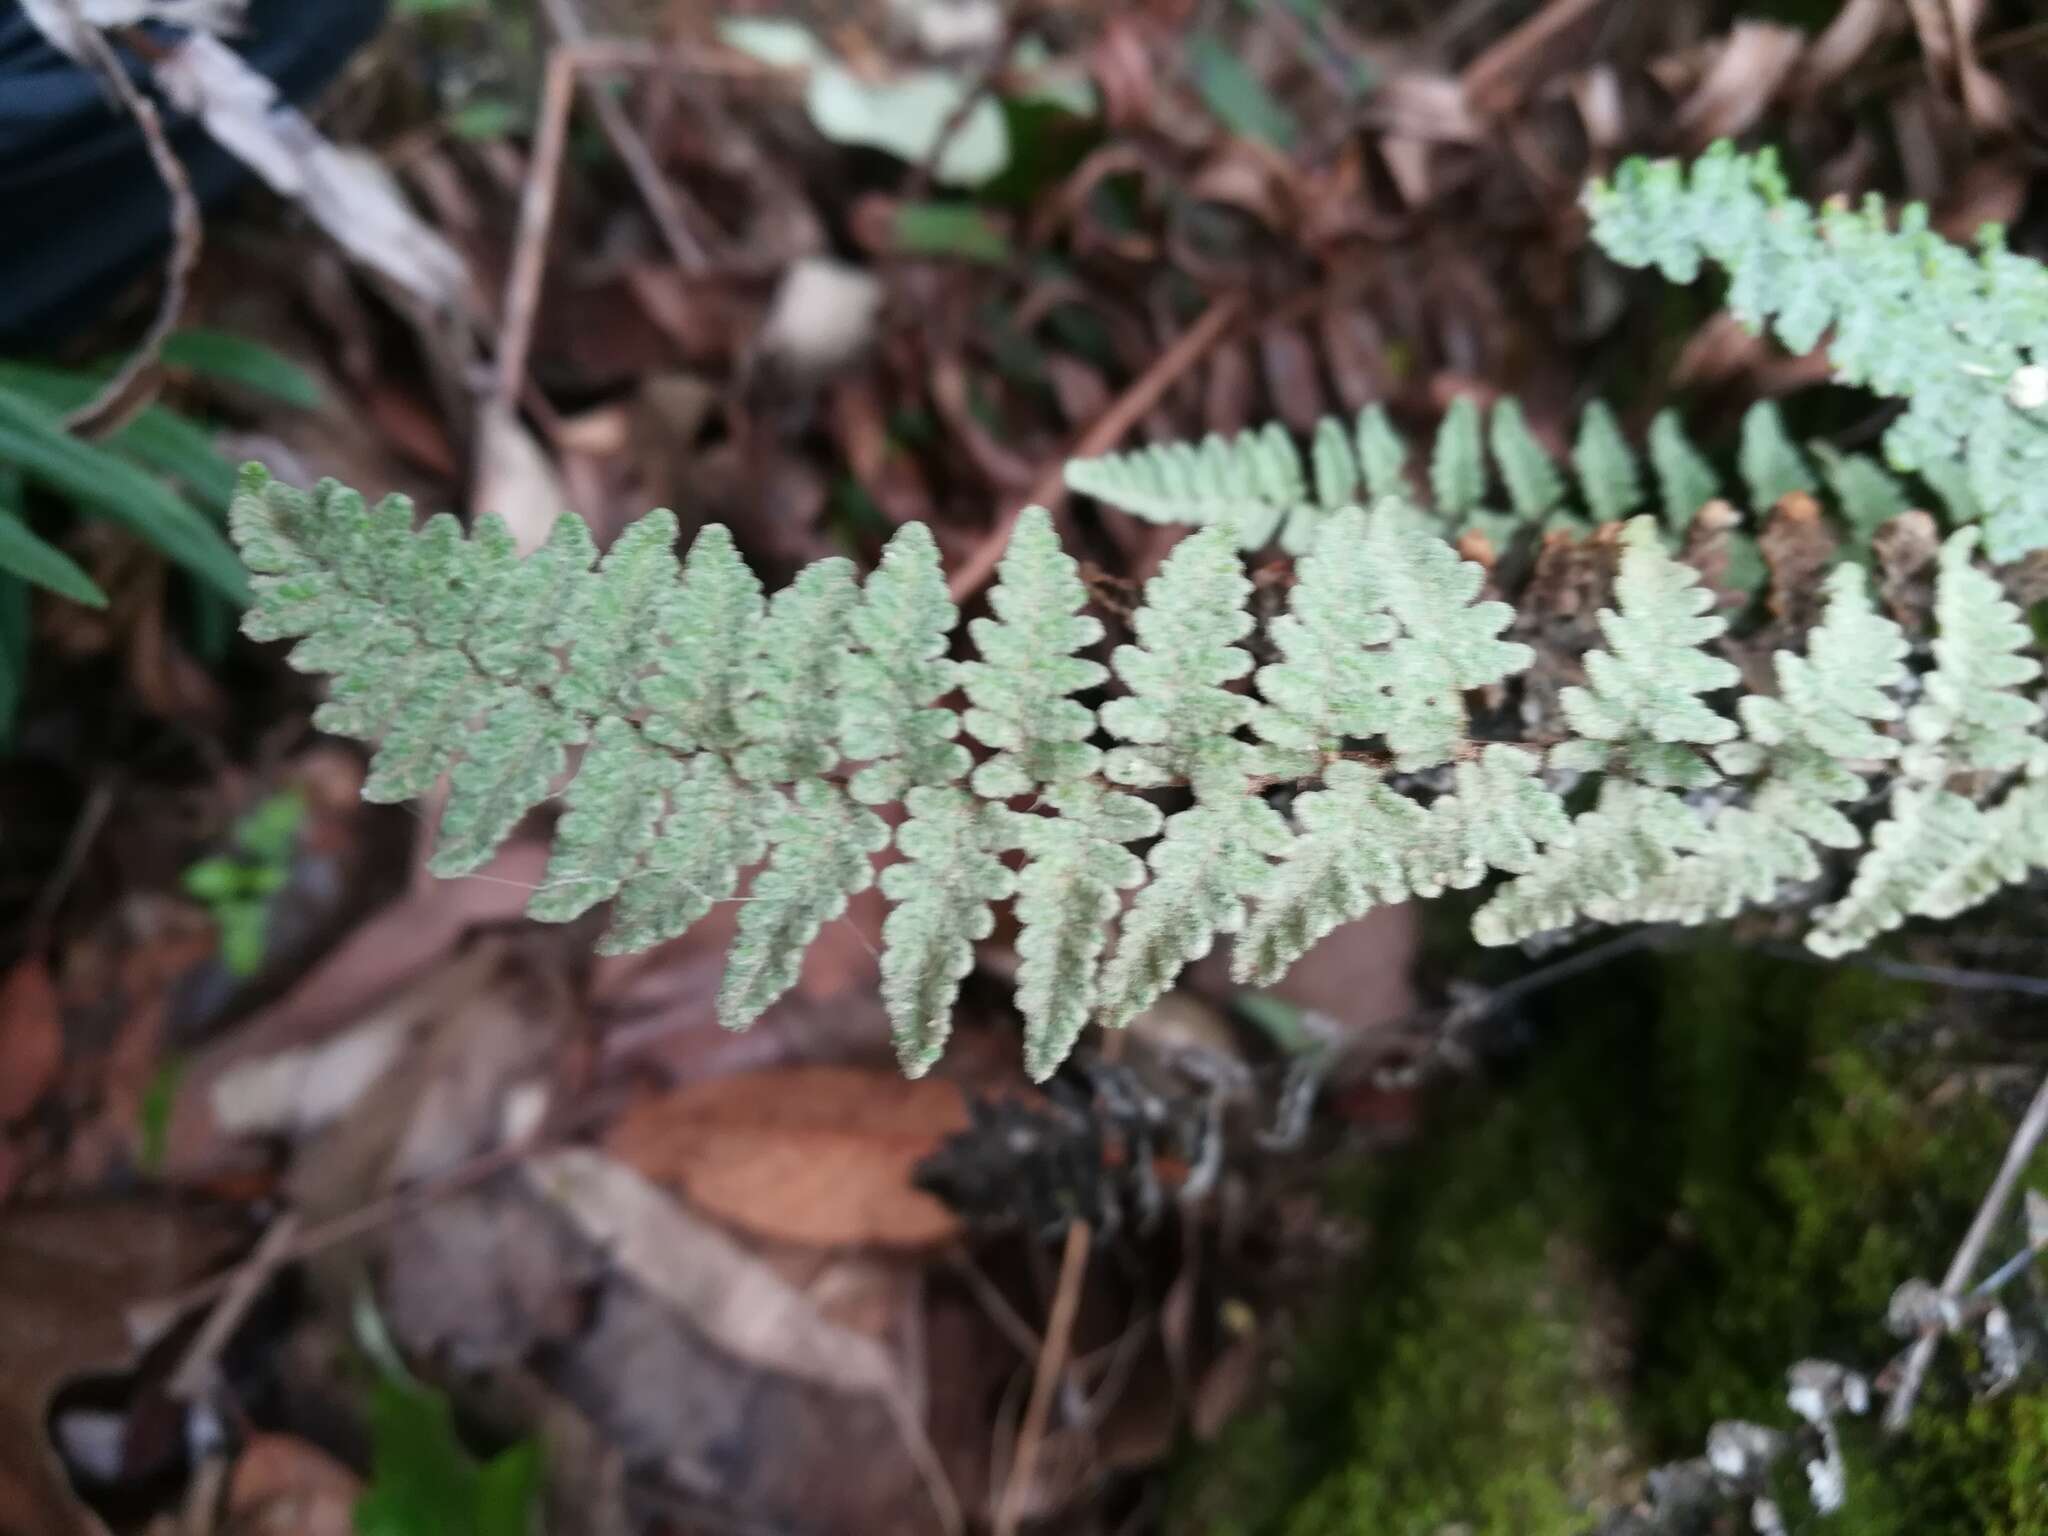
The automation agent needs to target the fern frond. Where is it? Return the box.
[1631,565,1907,923]
[1904,528,2044,777]
[880,787,1015,1075]
[1490,399,1565,518]
[1572,401,1644,524]
[719,779,889,1028]
[233,442,2048,1084]
[1010,782,1160,1080]
[1649,408,1721,531]
[960,505,1107,798]
[1101,528,1262,792]
[839,522,970,804]
[733,558,860,784]
[1551,517,1738,789]
[1473,781,1705,946]
[1736,401,1814,511]
[1589,141,2048,560]
[1097,793,1290,1029]
[1431,396,1487,520]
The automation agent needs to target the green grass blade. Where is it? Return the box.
[0,361,239,512]
[161,328,324,409]
[0,386,248,603]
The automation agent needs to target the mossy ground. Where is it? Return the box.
[1177,943,2048,1536]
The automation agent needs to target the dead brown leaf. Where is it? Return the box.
[1677,23,1805,147]
[1874,508,1942,629]
[1759,491,1840,632]
[0,1201,239,1536]
[224,1434,361,1536]
[607,1065,970,1250]
[0,958,61,1124]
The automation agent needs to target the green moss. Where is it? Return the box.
[1181,944,2048,1535]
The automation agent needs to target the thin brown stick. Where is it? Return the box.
[485,43,579,460]
[533,0,711,273]
[142,1134,545,1324]
[166,1211,301,1400]
[994,1218,1091,1536]
[1884,1067,2048,1431]
[947,290,1248,603]
[903,20,1020,204]
[61,17,201,436]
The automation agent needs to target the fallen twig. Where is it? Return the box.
[994,1217,1091,1536]
[1883,1066,2048,1430]
[947,290,1247,603]
[57,13,200,436]
[165,1210,300,1400]
[533,0,712,273]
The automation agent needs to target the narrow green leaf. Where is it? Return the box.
[0,503,105,607]
[161,328,324,409]
[892,202,1013,265]
[1186,31,1299,149]
[1430,397,1487,518]
[0,386,247,602]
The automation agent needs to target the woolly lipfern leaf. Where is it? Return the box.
[1589,141,2048,560]
[236,419,2048,1084]
[1551,518,1738,789]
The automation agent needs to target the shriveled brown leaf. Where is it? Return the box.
[1462,0,1613,118]
[1258,324,1325,433]
[1795,0,1903,98]
[1677,23,1805,146]
[224,1434,360,1536]
[0,1201,239,1536]
[0,958,61,1124]
[606,1065,970,1249]
[1681,498,1747,610]
[1759,491,1840,631]
[1873,508,1943,629]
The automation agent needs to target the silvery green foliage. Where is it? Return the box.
[1630,566,1907,923]
[1256,502,1531,769]
[1809,529,2048,956]
[1650,408,1722,531]
[958,507,1161,1076]
[1068,397,1736,553]
[1573,401,1644,523]
[1551,518,1739,790]
[1587,140,2048,560]
[1489,399,1565,518]
[1737,400,1815,511]
[1095,529,1288,1028]
[1472,780,1705,946]
[1239,749,1567,985]
[236,461,2048,1083]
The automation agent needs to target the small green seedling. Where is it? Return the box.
[181,788,306,976]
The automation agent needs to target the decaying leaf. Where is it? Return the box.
[0,1201,240,1536]
[0,956,61,1123]
[606,1065,970,1249]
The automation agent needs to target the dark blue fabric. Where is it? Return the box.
[0,0,388,341]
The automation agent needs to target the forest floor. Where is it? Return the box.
[6,1,2048,1533]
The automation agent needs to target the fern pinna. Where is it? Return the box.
[234,462,2048,1081]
